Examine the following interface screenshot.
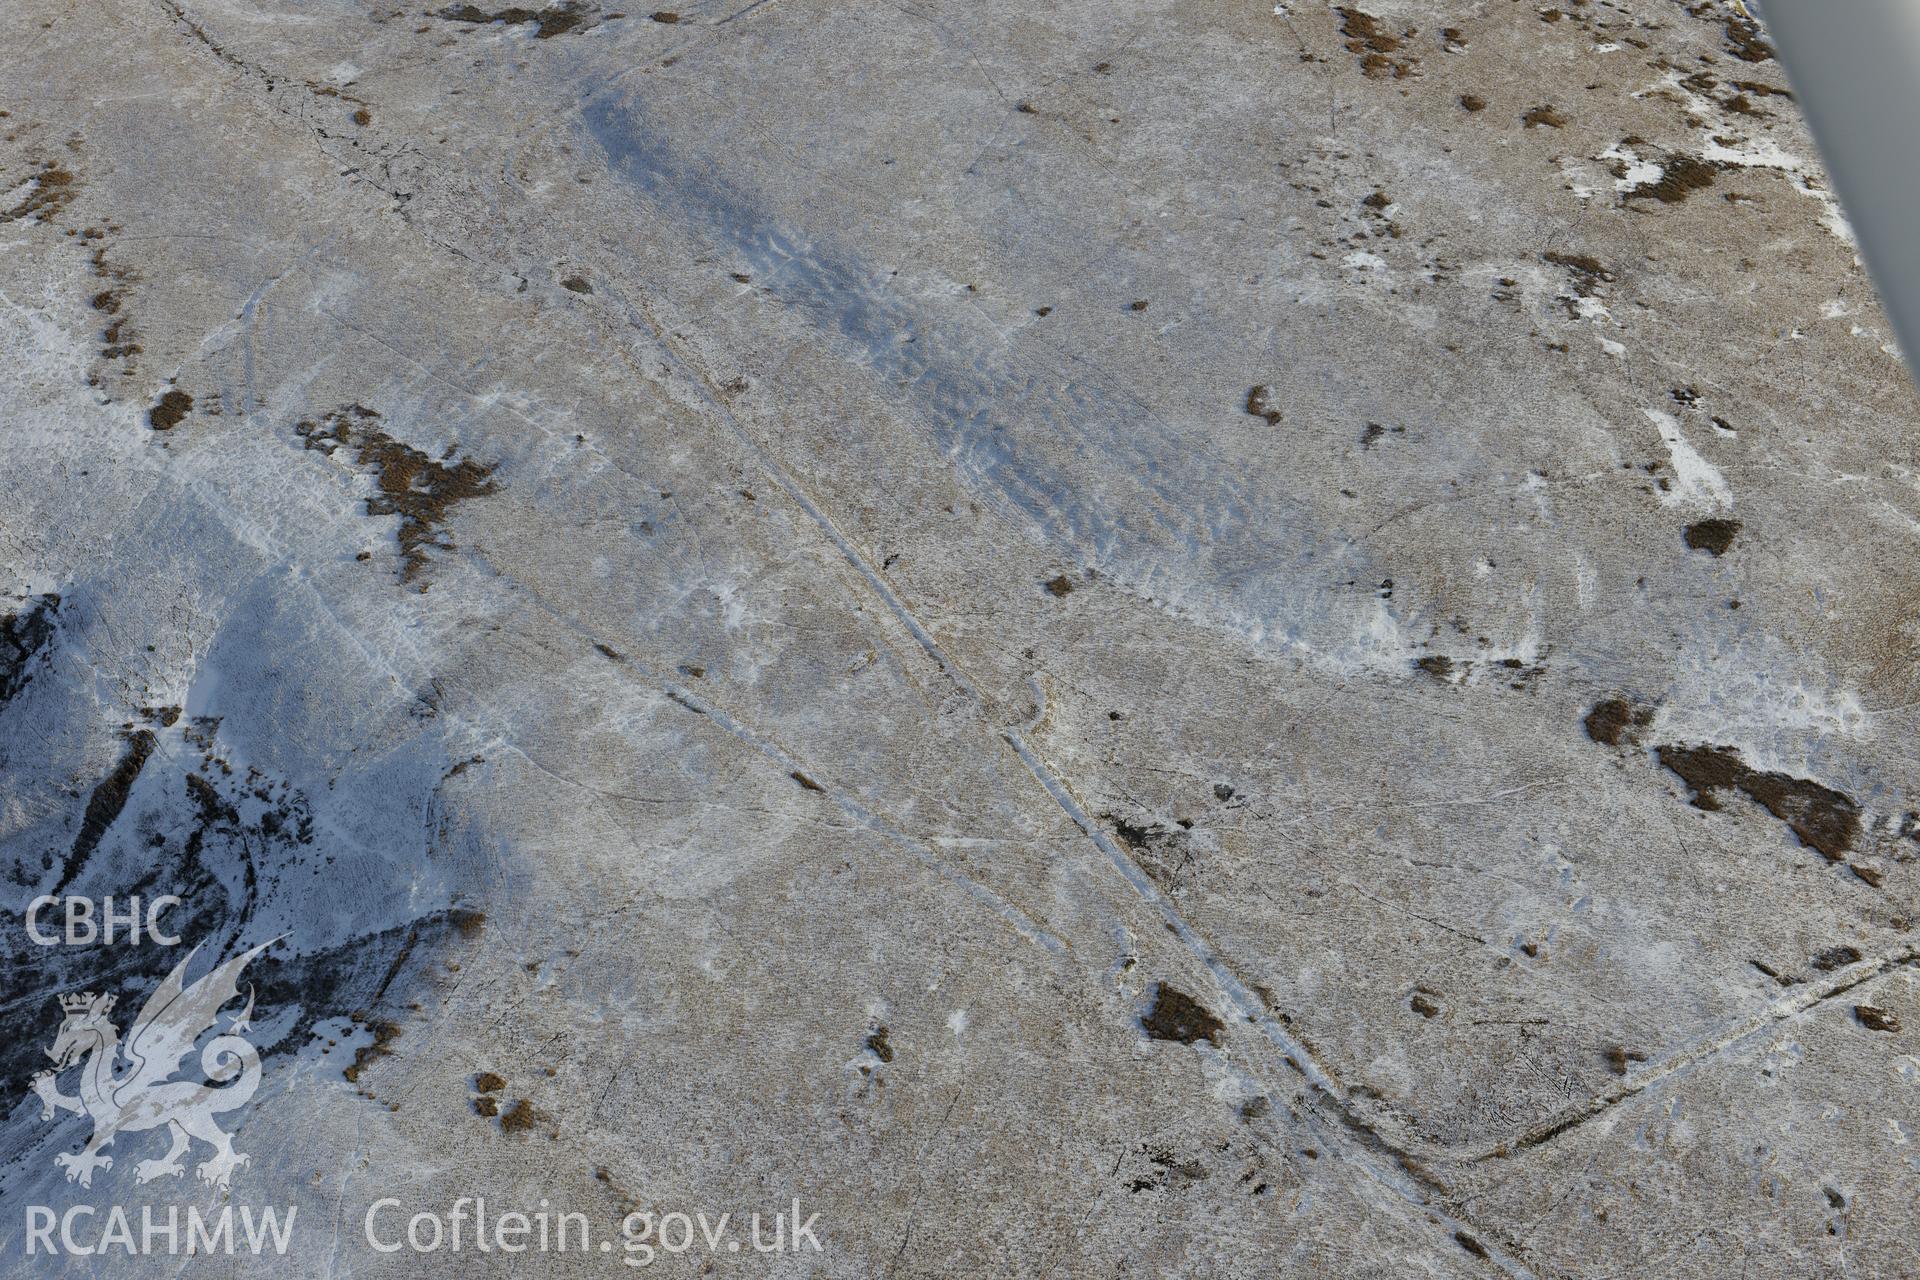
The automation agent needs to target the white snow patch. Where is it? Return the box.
[1644,408,1731,510]
[1600,141,1664,193]
[1557,157,1599,200]
[1661,639,1871,747]
[1657,71,1858,245]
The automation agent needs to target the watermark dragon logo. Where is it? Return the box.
[27,940,275,1190]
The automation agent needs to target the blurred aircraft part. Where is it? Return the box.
[1763,1,1920,386]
